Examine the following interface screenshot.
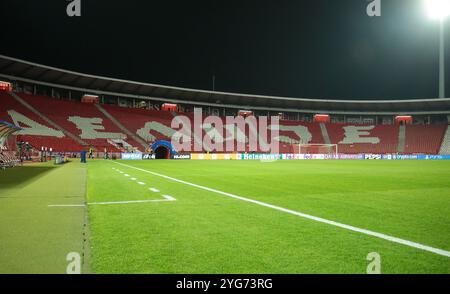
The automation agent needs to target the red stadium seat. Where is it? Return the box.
[404,125,447,154]
[326,123,399,154]
[1,91,447,155]
[0,91,84,152]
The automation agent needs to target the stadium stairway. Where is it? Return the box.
[397,125,406,153]
[94,104,148,151]
[100,104,176,144]
[8,92,88,148]
[319,123,331,144]
[439,125,450,154]
[18,93,136,152]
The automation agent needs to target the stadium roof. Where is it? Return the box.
[0,54,449,115]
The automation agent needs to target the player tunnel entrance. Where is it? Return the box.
[154,146,170,159]
[151,140,174,160]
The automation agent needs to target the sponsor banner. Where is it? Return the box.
[364,154,382,160]
[121,153,143,160]
[172,154,191,160]
[143,154,155,159]
[382,154,393,160]
[391,154,419,160]
[418,154,450,160]
[295,154,305,160]
[238,153,364,160]
[338,154,364,160]
[237,153,281,160]
[303,154,326,160]
[191,153,238,160]
[185,153,450,161]
[359,154,450,160]
[281,154,295,160]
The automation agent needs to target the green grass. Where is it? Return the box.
[0,162,88,274]
[86,160,450,274]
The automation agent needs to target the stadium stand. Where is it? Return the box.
[1,90,449,155]
[326,123,399,154]
[0,55,449,156]
[0,91,85,152]
[16,93,140,152]
[0,120,21,168]
[404,125,447,154]
[0,152,20,168]
[439,126,450,154]
[278,121,325,153]
[101,104,175,144]
[94,104,148,149]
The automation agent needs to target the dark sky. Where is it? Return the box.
[0,0,448,100]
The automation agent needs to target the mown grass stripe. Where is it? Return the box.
[113,161,450,259]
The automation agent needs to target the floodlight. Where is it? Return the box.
[425,0,450,20]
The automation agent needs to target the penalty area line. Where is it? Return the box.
[112,161,450,259]
[48,195,176,207]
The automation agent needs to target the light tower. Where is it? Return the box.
[425,0,450,98]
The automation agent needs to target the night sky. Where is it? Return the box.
[0,0,449,100]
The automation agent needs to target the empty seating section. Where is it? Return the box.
[439,126,450,154]
[18,93,124,152]
[0,152,20,168]
[102,105,174,143]
[0,91,83,152]
[1,91,448,154]
[278,121,325,153]
[404,125,447,154]
[326,123,399,154]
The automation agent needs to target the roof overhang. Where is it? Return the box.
[1,54,449,115]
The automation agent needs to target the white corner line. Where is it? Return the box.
[149,188,160,193]
[138,182,145,185]
[112,161,450,259]
[162,195,176,201]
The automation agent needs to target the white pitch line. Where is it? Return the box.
[113,161,450,258]
[124,174,130,177]
[138,182,145,185]
[48,204,85,207]
[130,178,137,181]
[149,188,160,193]
[48,196,176,207]
[88,198,175,205]
[162,195,176,201]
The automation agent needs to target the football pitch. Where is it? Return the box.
[1,159,450,273]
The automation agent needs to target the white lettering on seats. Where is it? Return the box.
[68,116,126,139]
[8,110,65,138]
[271,124,312,144]
[340,125,380,144]
[136,121,175,142]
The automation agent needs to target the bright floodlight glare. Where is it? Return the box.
[425,0,450,19]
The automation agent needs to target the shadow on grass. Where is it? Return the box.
[0,165,58,192]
